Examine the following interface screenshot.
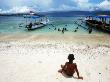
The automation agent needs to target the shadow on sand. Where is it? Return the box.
[61,72,79,80]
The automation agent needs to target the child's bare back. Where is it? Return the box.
[58,54,83,80]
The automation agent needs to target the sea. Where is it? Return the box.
[0,12,110,36]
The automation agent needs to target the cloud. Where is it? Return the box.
[58,4,76,11]
[49,4,77,11]
[37,0,52,7]
[49,0,92,11]
[5,0,53,8]
[90,0,110,11]
[71,0,93,10]
[0,6,35,14]
[97,0,110,10]
[0,9,2,12]
[0,0,53,13]
[74,0,89,3]
[0,0,110,13]
[60,4,74,10]
[32,0,53,11]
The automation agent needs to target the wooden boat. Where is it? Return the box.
[25,16,49,30]
[85,16,110,32]
[26,22,45,30]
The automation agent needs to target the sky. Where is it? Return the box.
[0,0,110,13]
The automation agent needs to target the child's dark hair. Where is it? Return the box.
[68,54,75,60]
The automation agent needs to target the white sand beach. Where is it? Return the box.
[0,34,110,82]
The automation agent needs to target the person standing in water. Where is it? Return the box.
[58,54,83,80]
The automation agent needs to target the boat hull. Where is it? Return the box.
[86,20,110,32]
[26,24,46,30]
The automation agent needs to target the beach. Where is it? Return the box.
[0,34,110,82]
[0,0,110,81]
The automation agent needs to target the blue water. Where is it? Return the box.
[0,16,109,35]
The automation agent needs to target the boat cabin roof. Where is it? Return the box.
[96,15,110,18]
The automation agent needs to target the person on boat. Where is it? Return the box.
[29,22,32,29]
[58,54,83,80]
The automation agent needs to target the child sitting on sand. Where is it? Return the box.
[58,54,83,80]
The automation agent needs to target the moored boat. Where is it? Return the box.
[25,11,49,30]
[85,15,110,32]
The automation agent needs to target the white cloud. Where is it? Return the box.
[1,0,110,13]
[97,0,110,10]
[33,0,53,11]
[59,4,76,10]
[0,6,35,14]
[39,0,52,7]
[49,4,77,11]
[0,9,2,12]
[32,0,53,8]
[74,0,89,3]
[49,0,92,11]
[8,0,53,8]
[0,0,53,13]
[71,0,93,10]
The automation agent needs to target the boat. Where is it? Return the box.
[85,15,110,32]
[25,12,49,30]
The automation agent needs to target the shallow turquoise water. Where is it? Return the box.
[0,16,109,35]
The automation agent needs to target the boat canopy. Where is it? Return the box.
[24,15,45,19]
[95,15,110,18]
[31,16,40,19]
